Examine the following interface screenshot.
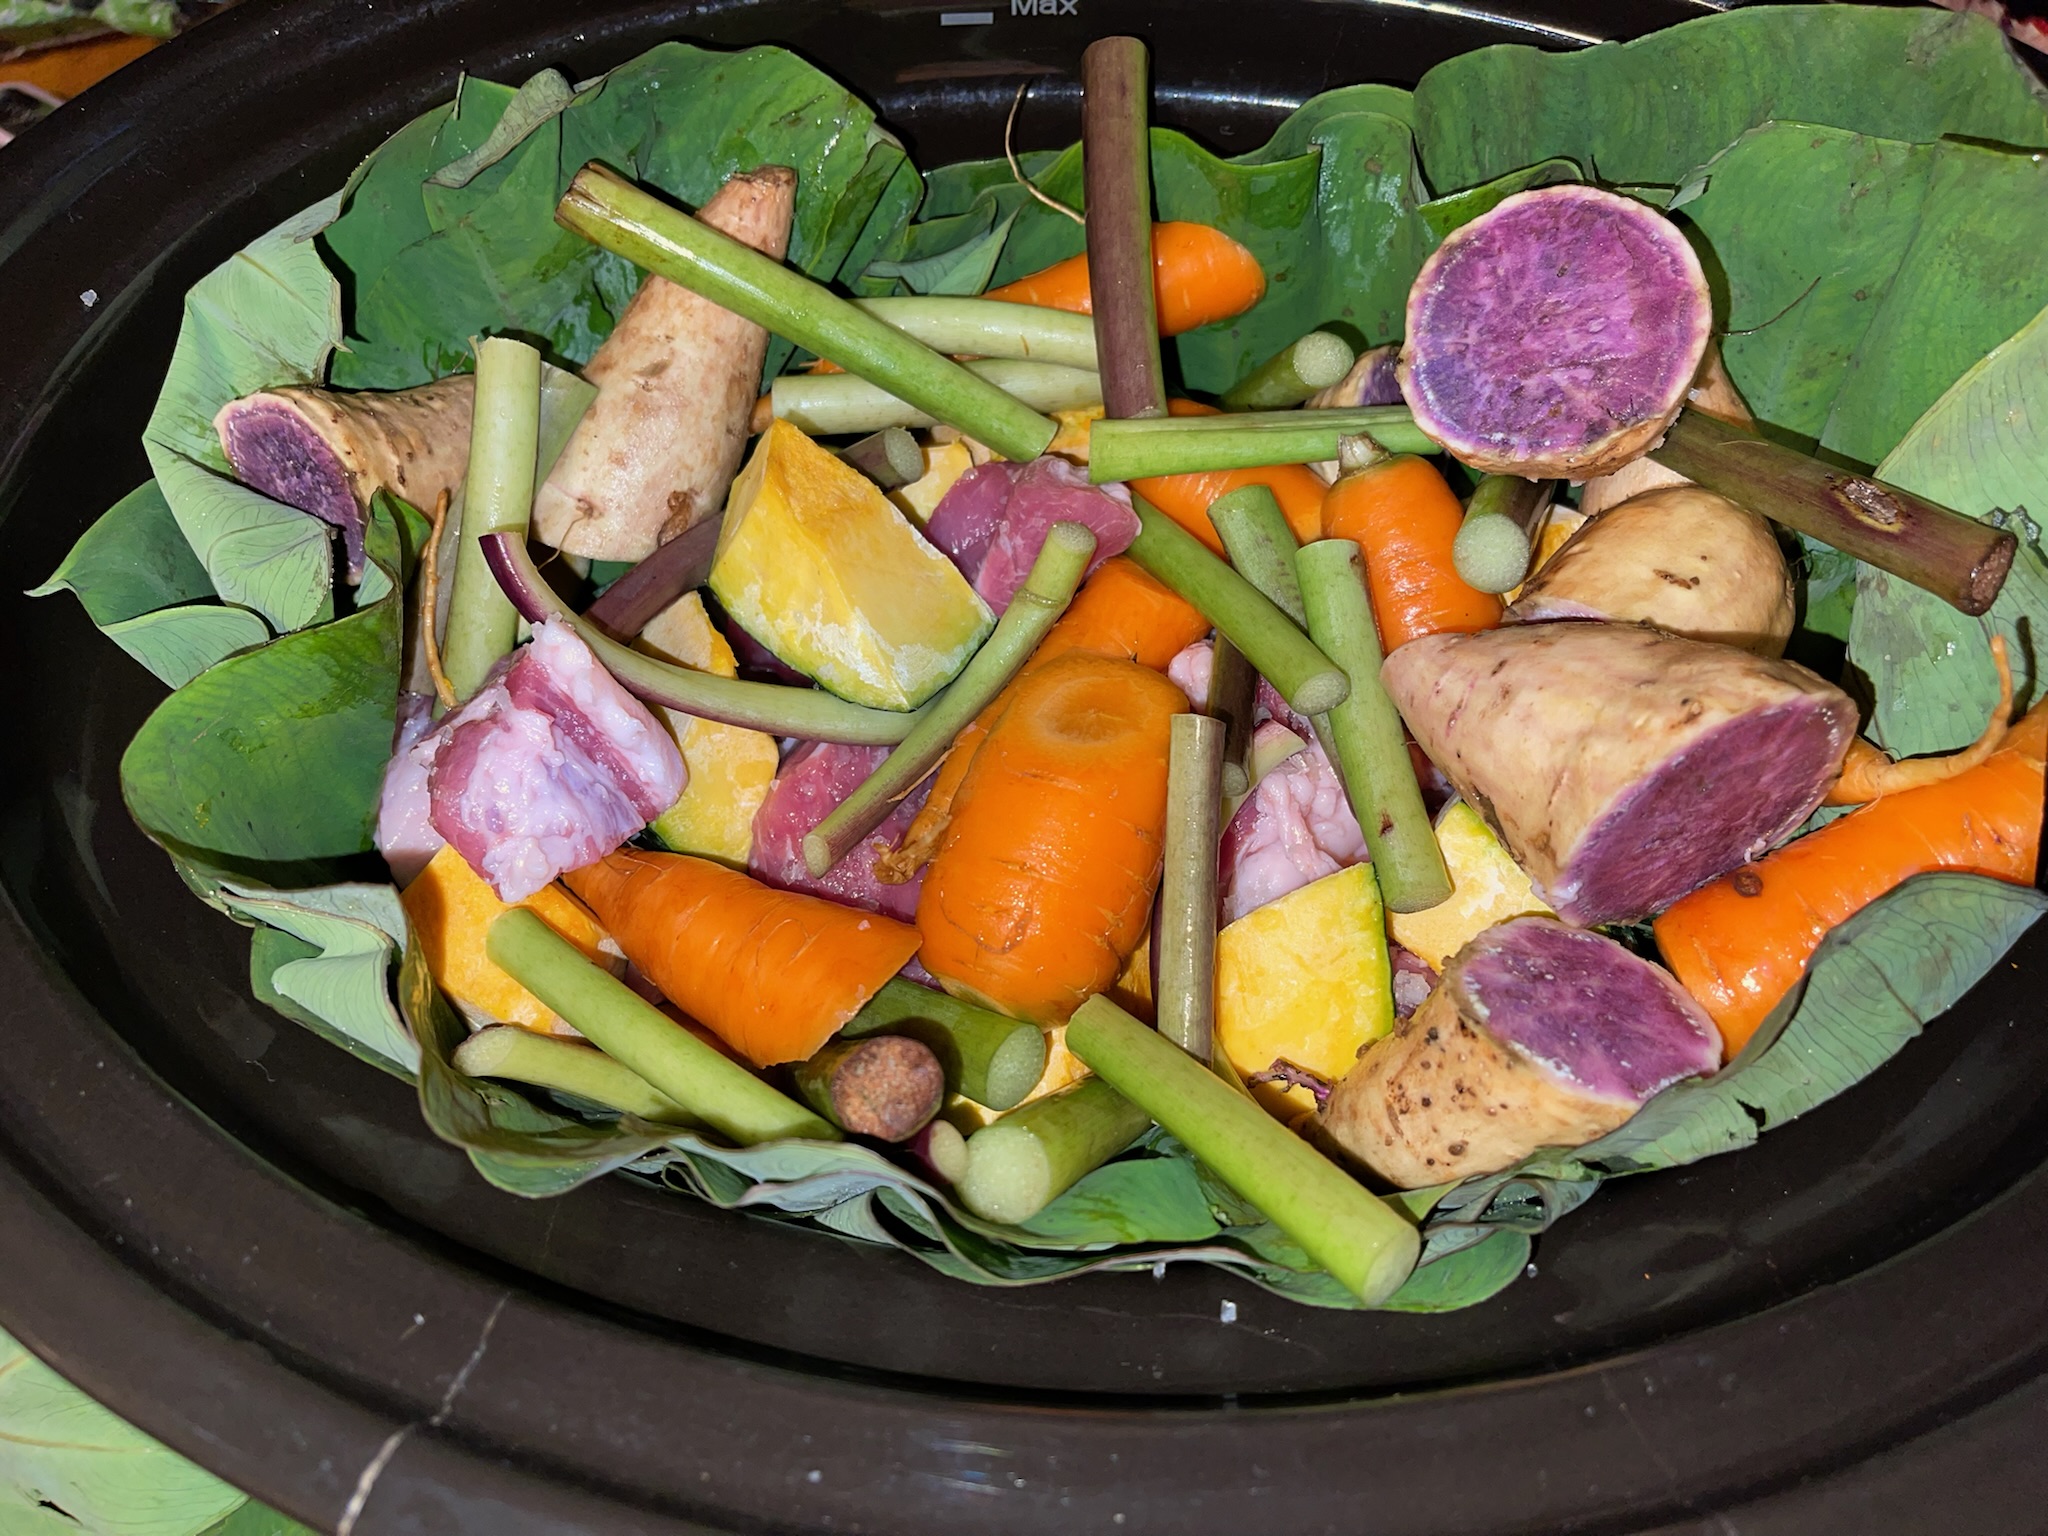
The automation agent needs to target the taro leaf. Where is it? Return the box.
[1377,1227,1531,1314]
[28,480,271,687]
[1419,157,1579,240]
[227,881,417,1079]
[866,211,1018,297]
[1411,6,2048,195]
[194,1502,321,1536]
[328,43,913,390]
[1848,299,2048,755]
[1013,1154,1221,1246]
[428,69,581,191]
[0,1327,245,1536]
[118,500,405,874]
[145,451,330,636]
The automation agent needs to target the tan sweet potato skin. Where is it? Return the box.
[1381,624,1854,903]
[220,375,474,514]
[1509,486,1796,656]
[1322,980,1633,1188]
[533,166,796,561]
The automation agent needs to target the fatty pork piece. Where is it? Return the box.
[1218,723,1367,924]
[923,456,1138,609]
[375,620,685,900]
[750,739,928,922]
[1507,486,1796,657]
[1166,639,1314,738]
[531,166,796,561]
[1323,917,1720,1187]
[1383,623,1854,926]
[215,375,473,579]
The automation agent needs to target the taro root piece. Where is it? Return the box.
[1322,916,1721,1188]
[1397,186,1712,479]
[1507,485,1796,656]
[1382,623,1856,926]
[533,166,796,562]
[215,375,473,577]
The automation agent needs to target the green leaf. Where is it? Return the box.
[117,502,404,875]
[230,882,417,1079]
[865,211,1017,296]
[1418,157,1579,240]
[0,1327,245,1536]
[1378,1228,1531,1314]
[193,1502,321,1536]
[428,69,582,190]
[1014,1155,1221,1247]
[144,451,331,636]
[1411,6,2048,195]
[99,605,272,690]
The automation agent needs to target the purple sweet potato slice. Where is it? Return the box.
[215,375,473,577]
[1398,186,1712,479]
[1322,916,1720,1187]
[1507,485,1795,656]
[1382,623,1854,926]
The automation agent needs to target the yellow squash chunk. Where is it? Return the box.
[1216,863,1394,1118]
[1505,505,1589,604]
[711,419,992,709]
[1388,800,1554,971]
[889,438,975,525]
[401,845,615,1035]
[1109,930,1154,1021]
[635,591,779,866]
[1047,404,1104,463]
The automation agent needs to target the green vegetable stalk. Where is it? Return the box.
[1081,36,1168,422]
[556,163,1058,463]
[789,1035,945,1142]
[1296,538,1452,912]
[1127,497,1349,715]
[441,336,542,701]
[1158,713,1225,1063]
[485,908,838,1144]
[1221,331,1358,411]
[1452,472,1555,595]
[1207,484,1308,624]
[1208,635,1258,799]
[771,360,1101,437]
[855,295,1100,369]
[840,978,1049,1111]
[1089,406,1436,483]
[804,522,1097,877]
[1066,996,1421,1303]
[453,1025,696,1124]
[837,428,925,490]
[957,1076,1152,1224]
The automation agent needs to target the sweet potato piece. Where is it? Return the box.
[1322,916,1720,1187]
[1382,623,1854,926]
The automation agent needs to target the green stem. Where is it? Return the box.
[486,909,838,1144]
[789,1035,945,1142]
[855,296,1099,369]
[1208,636,1258,800]
[1128,497,1348,715]
[957,1076,1152,1224]
[1066,996,1420,1303]
[442,337,542,701]
[803,522,1097,877]
[1221,332,1357,412]
[557,164,1057,462]
[839,978,1048,1112]
[485,529,925,743]
[1089,406,1435,483]
[1648,408,2016,616]
[1207,484,1307,625]
[1296,540,1451,913]
[1158,713,1225,1063]
[1452,474,1555,595]
[1081,36,1167,422]
[771,360,1100,437]
[452,1025,695,1124]
[837,428,925,490]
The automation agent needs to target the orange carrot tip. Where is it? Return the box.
[982,220,1267,338]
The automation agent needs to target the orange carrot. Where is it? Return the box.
[564,849,919,1068]
[983,222,1266,337]
[1653,702,2047,1057]
[1320,440,1502,652]
[1130,399,1328,552]
[877,557,1208,883]
[916,653,1188,1024]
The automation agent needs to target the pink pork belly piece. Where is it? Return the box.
[750,739,928,922]
[1218,723,1368,925]
[1168,638,1313,737]
[376,620,685,901]
[925,457,1137,609]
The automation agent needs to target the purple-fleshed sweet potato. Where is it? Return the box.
[924,457,1137,610]
[532,166,795,561]
[1508,486,1796,656]
[215,375,473,578]
[1382,623,1854,926]
[1398,186,1712,479]
[1322,916,1720,1187]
